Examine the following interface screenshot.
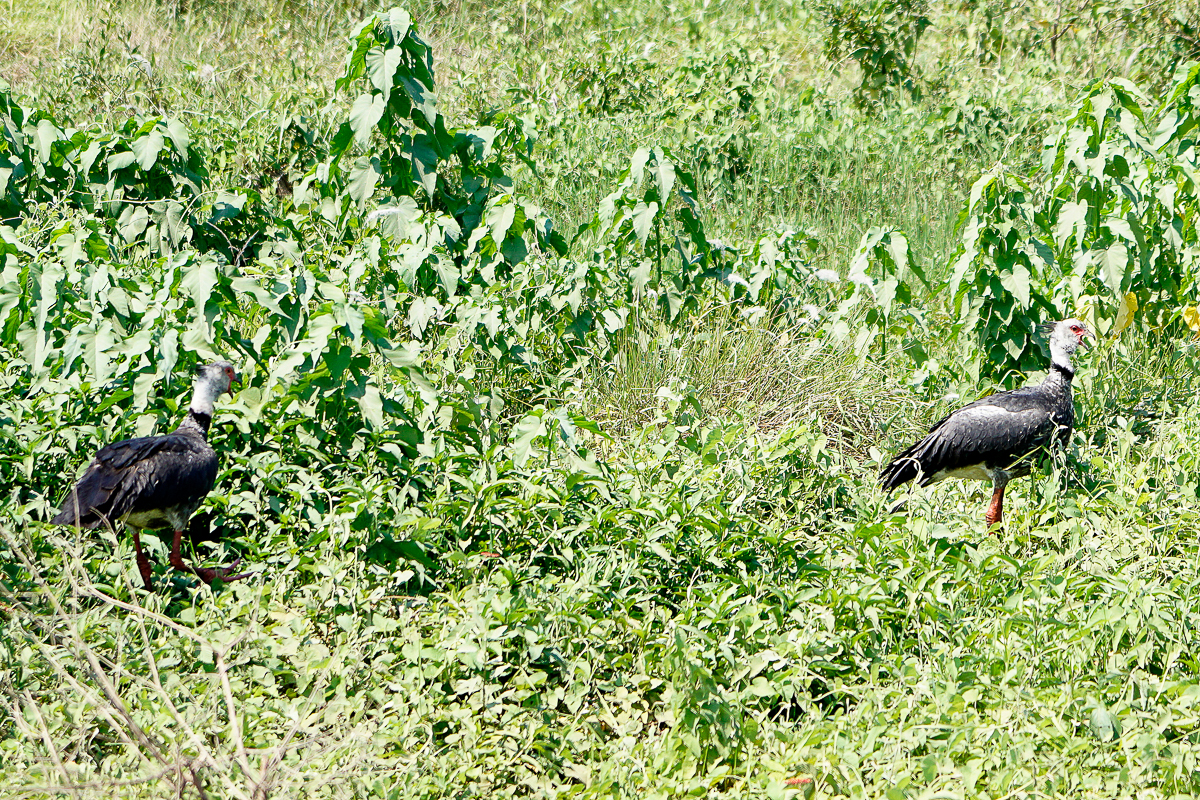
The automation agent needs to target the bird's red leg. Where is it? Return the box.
[168,528,247,585]
[130,529,154,589]
[984,484,1005,529]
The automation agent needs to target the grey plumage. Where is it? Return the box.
[53,361,244,587]
[51,426,219,533]
[880,319,1094,527]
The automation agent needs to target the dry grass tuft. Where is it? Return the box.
[584,304,920,458]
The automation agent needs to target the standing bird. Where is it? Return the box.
[880,319,1095,528]
[52,362,245,588]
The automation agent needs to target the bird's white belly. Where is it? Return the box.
[933,464,992,483]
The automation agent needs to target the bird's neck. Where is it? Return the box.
[1049,361,1075,381]
[1047,339,1076,383]
[1043,348,1076,395]
[176,410,212,437]
[176,379,221,437]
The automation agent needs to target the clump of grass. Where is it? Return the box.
[583,302,919,457]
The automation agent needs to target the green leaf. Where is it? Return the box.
[632,201,658,247]
[885,232,909,280]
[107,151,137,175]
[400,76,437,127]
[34,119,63,164]
[165,118,191,155]
[180,253,219,315]
[347,157,382,207]
[407,296,438,338]
[510,412,546,468]
[486,198,516,245]
[366,47,404,101]
[652,155,675,202]
[349,93,385,147]
[1100,242,1128,296]
[117,205,149,244]
[1055,201,1088,248]
[630,147,650,186]
[358,383,384,428]
[1088,707,1119,742]
[1000,264,1031,307]
[131,126,166,171]
[159,327,179,379]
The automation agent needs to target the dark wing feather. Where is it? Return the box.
[881,389,1071,490]
[52,432,218,529]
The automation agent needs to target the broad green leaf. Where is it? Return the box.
[400,76,437,126]
[107,151,137,174]
[411,140,438,195]
[632,201,658,247]
[358,383,384,428]
[131,126,166,171]
[1055,201,1088,248]
[165,118,190,155]
[347,157,382,207]
[1000,264,1031,308]
[1100,242,1129,296]
[1088,707,1119,742]
[434,255,459,296]
[349,93,385,147]
[159,327,179,379]
[631,259,653,294]
[652,156,675,202]
[180,253,219,315]
[510,412,546,468]
[1104,216,1135,242]
[366,46,404,101]
[466,126,498,160]
[85,320,117,384]
[486,199,516,245]
[117,205,149,244]
[26,261,63,374]
[34,119,62,164]
[885,232,909,280]
[630,147,650,186]
[407,296,438,338]
[381,6,412,41]
[967,171,996,212]
[875,277,898,316]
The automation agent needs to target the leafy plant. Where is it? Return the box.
[818,0,932,108]
[948,64,1200,383]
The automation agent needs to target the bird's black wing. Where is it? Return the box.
[52,432,218,528]
[881,389,1069,490]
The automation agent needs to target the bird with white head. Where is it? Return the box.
[52,361,247,588]
[880,319,1095,528]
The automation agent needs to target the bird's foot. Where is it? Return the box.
[169,529,249,585]
[191,559,251,585]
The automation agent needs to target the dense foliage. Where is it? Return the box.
[1,0,1200,797]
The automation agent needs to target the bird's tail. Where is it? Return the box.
[50,484,105,529]
[880,441,928,491]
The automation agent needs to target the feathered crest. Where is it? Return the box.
[1035,321,1058,338]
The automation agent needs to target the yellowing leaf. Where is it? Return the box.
[1113,291,1137,334]
[1184,305,1200,334]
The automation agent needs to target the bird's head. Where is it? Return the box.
[1055,318,1095,352]
[198,361,241,397]
[1040,319,1095,367]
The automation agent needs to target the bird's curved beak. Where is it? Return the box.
[1079,327,1097,349]
[229,372,242,394]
